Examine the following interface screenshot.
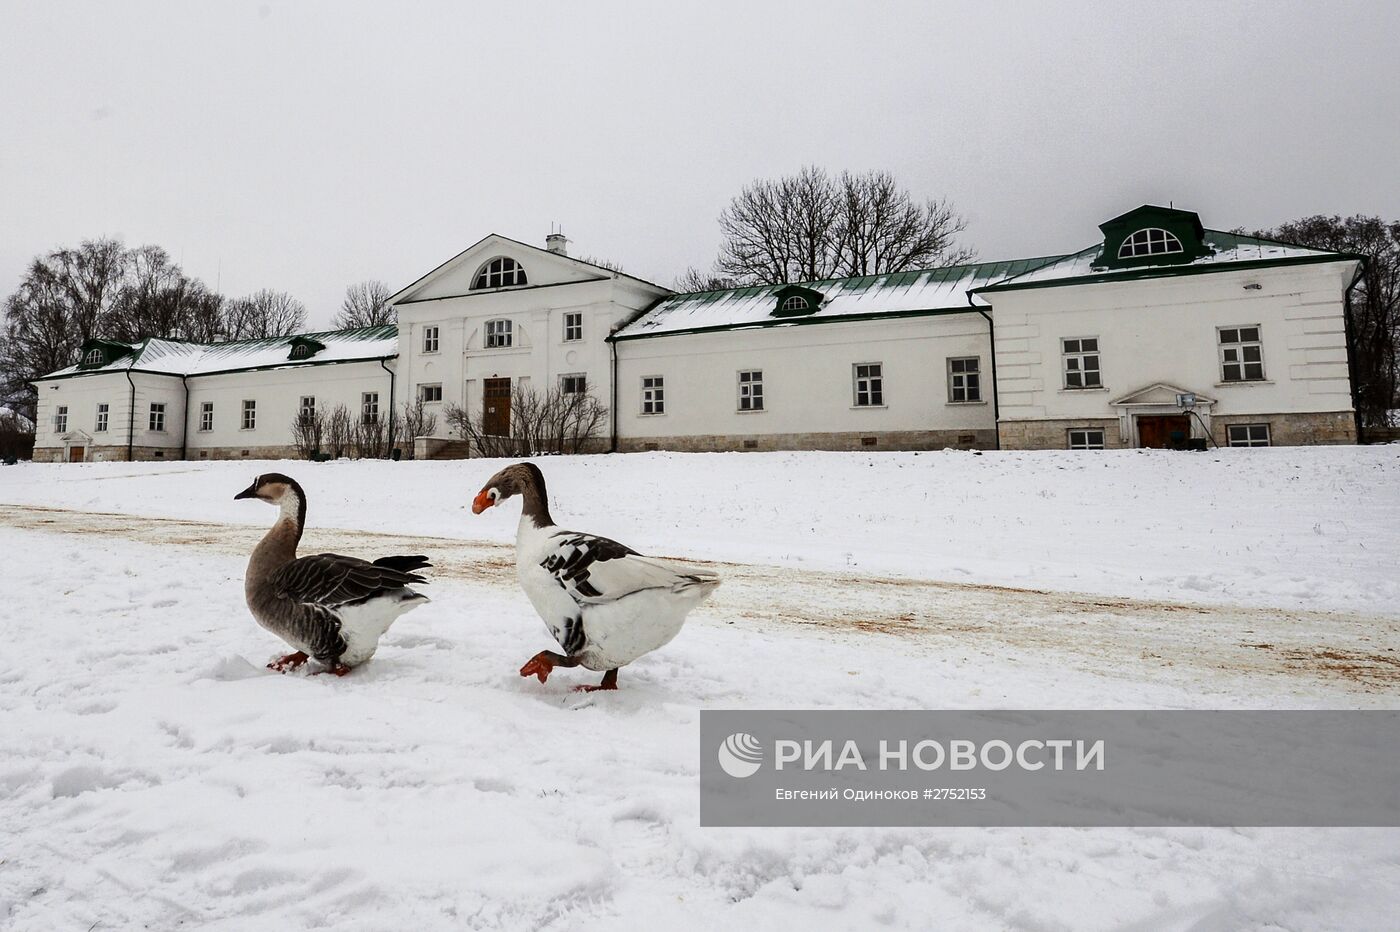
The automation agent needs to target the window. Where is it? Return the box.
[1227,424,1271,447]
[854,363,884,407]
[149,403,166,432]
[560,374,586,395]
[780,295,809,313]
[641,376,665,415]
[95,403,109,432]
[299,396,316,420]
[422,326,439,353]
[947,357,981,403]
[290,343,312,360]
[84,349,104,366]
[200,402,213,432]
[362,392,379,424]
[1062,338,1102,389]
[241,400,256,430]
[472,256,528,290]
[1219,326,1265,382]
[1118,228,1184,259]
[485,319,513,348]
[1068,429,1106,450]
[563,312,583,342]
[738,370,764,411]
[54,405,68,433]
[418,383,443,403]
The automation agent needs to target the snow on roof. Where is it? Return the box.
[976,230,1347,292]
[614,257,1064,339]
[39,325,399,381]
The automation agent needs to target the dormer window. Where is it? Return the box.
[286,337,326,361]
[290,344,311,360]
[1117,228,1184,259]
[780,296,809,313]
[473,257,528,290]
[84,349,104,366]
[771,285,824,318]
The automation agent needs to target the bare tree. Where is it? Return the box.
[106,245,225,343]
[444,383,607,457]
[710,166,973,285]
[352,413,388,460]
[333,280,395,329]
[324,404,353,459]
[0,406,35,462]
[223,290,307,340]
[290,405,326,460]
[674,266,738,292]
[397,399,439,459]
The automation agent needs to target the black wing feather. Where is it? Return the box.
[269,552,429,607]
[540,533,638,599]
[373,554,432,573]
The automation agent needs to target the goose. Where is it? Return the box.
[471,462,720,691]
[234,472,430,676]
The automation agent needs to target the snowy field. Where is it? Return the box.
[2,448,1399,930]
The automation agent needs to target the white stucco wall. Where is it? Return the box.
[988,260,1360,431]
[33,371,185,460]
[613,312,996,442]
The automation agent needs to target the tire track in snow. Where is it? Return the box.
[3,503,1398,695]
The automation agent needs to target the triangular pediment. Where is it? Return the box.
[387,234,615,305]
[1110,382,1215,407]
[60,429,94,443]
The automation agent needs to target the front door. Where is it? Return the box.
[483,378,511,436]
[68,446,85,463]
[1137,415,1190,450]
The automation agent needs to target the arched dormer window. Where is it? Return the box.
[290,344,312,359]
[771,284,824,318]
[780,295,809,313]
[1118,228,1184,259]
[84,349,104,366]
[285,336,326,361]
[473,256,528,290]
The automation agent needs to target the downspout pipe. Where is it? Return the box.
[608,335,619,453]
[124,367,136,462]
[380,357,396,459]
[1341,259,1367,444]
[180,374,190,461]
[968,291,1001,450]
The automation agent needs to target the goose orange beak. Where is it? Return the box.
[472,490,493,514]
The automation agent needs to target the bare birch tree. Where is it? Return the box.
[333,280,395,328]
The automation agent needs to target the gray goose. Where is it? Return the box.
[471,462,720,691]
[235,472,430,676]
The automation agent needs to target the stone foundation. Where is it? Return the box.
[1208,410,1356,447]
[32,444,179,463]
[998,419,1126,450]
[415,437,474,460]
[617,429,996,453]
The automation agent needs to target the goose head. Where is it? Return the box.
[234,472,307,525]
[472,462,546,516]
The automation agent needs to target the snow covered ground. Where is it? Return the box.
[2,448,1398,929]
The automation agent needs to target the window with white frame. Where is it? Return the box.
[947,357,981,403]
[1062,337,1102,389]
[1227,423,1271,447]
[1068,428,1105,450]
[95,403,109,432]
[563,312,582,342]
[200,402,213,432]
[781,295,809,313]
[641,376,665,415]
[149,402,166,432]
[418,383,443,403]
[54,405,68,433]
[241,400,256,430]
[290,343,312,360]
[472,256,528,290]
[422,326,439,353]
[1118,228,1184,258]
[1219,326,1265,382]
[485,319,513,348]
[361,392,379,424]
[84,349,104,365]
[853,363,884,406]
[299,396,316,420]
[738,370,764,411]
[560,374,586,395]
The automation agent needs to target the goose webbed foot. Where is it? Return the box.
[311,662,352,677]
[519,650,580,684]
[573,669,619,692]
[268,651,309,672]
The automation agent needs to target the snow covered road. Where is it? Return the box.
[2,450,1399,929]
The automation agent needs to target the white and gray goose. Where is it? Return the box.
[472,462,720,691]
[235,473,431,676]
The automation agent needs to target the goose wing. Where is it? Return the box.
[541,532,716,606]
[268,552,429,608]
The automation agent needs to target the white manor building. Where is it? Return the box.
[30,205,1365,462]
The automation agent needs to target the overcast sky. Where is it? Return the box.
[3,1,1397,328]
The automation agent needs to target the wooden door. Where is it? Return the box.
[483,378,511,436]
[68,446,85,462]
[1137,415,1190,450]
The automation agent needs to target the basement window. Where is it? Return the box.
[1227,424,1271,447]
[1068,429,1105,450]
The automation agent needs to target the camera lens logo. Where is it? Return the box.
[717,733,763,778]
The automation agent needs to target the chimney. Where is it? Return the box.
[546,231,569,256]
